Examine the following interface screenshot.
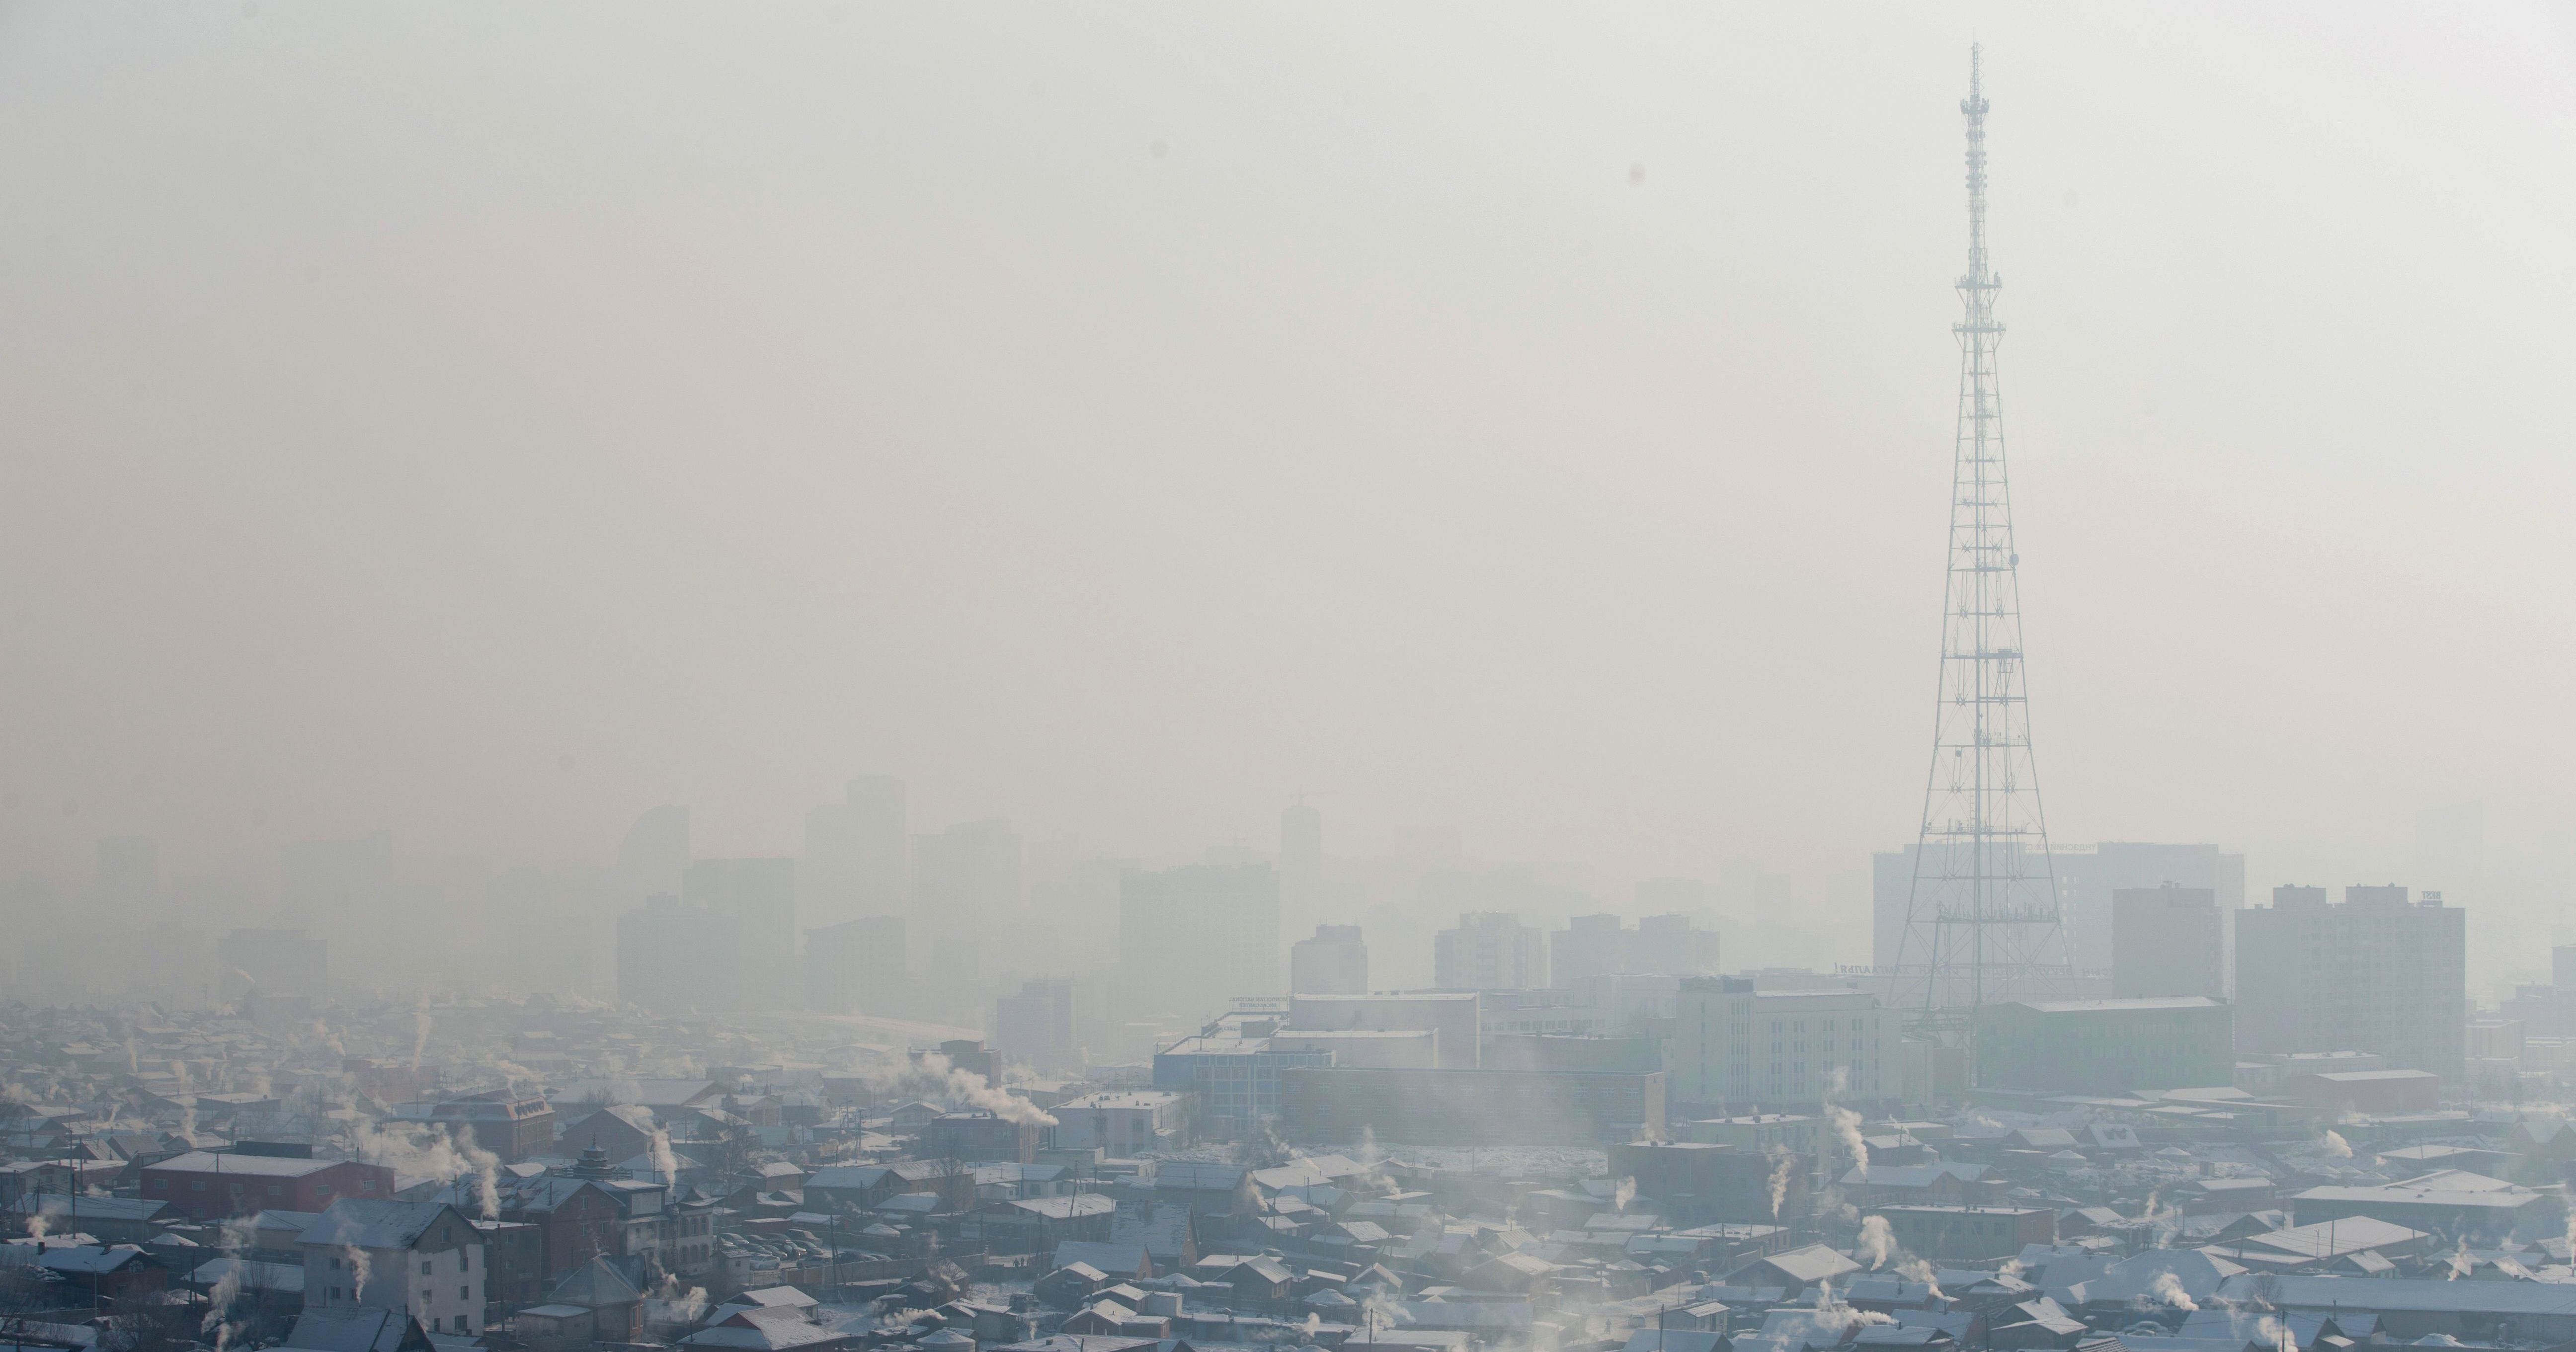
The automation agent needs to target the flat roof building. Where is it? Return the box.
[1972,997,2234,1094]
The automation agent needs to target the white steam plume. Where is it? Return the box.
[912,1052,1056,1127]
[410,1010,433,1072]
[1856,1215,1894,1270]
[202,1215,260,1352]
[2319,1130,2352,1159]
[2147,1271,2198,1311]
[351,1116,501,1220]
[649,1127,680,1189]
[1826,1102,1869,1175]
[341,1245,373,1302]
[1612,1176,1637,1213]
[1765,1145,1794,1219]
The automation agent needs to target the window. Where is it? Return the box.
[422,1262,433,1276]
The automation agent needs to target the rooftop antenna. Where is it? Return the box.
[1888,43,2073,1050]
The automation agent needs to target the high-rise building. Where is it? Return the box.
[1550,914,1719,986]
[615,805,690,903]
[684,857,797,974]
[2111,885,2225,1000]
[995,978,1077,1071]
[1552,915,1627,986]
[803,915,906,1014]
[618,894,733,1013]
[2235,884,2465,1080]
[805,776,908,926]
[1873,840,2247,981]
[1433,912,1547,992]
[914,818,1022,939]
[1636,914,1723,976]
[1119,863,1282,1021]
[1289,925,1368,995]
[1669,977,1899,1112]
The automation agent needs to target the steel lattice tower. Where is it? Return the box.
[1889,47,2072,1024]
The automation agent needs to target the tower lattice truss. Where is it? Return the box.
[1890,47,2073,1020]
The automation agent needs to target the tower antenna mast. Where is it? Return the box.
[1889,45,2072,1038]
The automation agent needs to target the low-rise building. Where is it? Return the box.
[297,1199,488,1337]
[428,1091,557,1164]
[1277,1066,1665,1145]
[1048,1092,1189,1156]
[1972,997,2235,1093]
[143,1152,399,1222]
[1873,1204,2056,1261]
[1608,1141,1808,1225]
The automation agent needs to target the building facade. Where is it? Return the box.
[428,1091,557,1164]
[1289,925,1368,995]
[1972,997,2234,1093]
[2234,885,2466,1080]
[1277,1066,1665,1145]
[142,1152,397,1221]
[2111,885,2227,999]
[299,1200,488,1337]
[1432,912,1548,992]
[1667,979,1899,1112]
[1120,863,1283,1024]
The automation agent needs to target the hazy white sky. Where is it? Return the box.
[4,3,2575,906]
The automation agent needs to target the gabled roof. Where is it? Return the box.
[280,1308,432,1352]
[549,1255,644,1309]
[298,1199,461,1252]
[1738,1243,1860,1286]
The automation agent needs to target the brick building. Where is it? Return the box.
[142,1151,397,1221]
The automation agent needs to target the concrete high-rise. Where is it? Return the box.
[914,818,1022,940]
[1290,924,1368,995]
[1434,912,1547,992]
[684,857,797,1004]
[806,776,909,926]
[2111,885,2226,1000]
[617,894,733,1012]
[615,805,690,904]
[802,915,906,1014]
[1873,840,2246,979]
[995,978,1077,1071]
[2234,884,2465,1080]
[1119,862,1282,1021]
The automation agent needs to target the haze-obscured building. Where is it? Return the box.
[2112,885,2226,999]
[1667,978,1898,1113]
[1289,924,1368,995]
[1433,912,1547,991]
[2235,884,2465,1080]
[1119,862,1282,1023]
[1972,997,2234,1094]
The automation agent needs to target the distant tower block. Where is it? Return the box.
[1889,48,2073,1022]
